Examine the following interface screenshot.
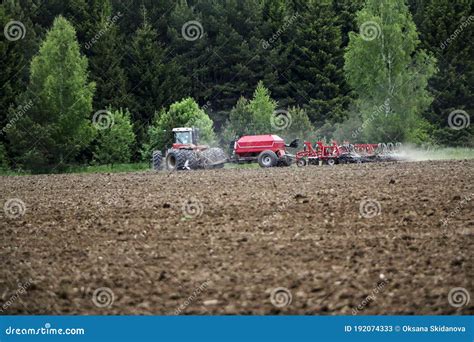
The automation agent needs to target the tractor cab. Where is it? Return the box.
[172,127,200,148]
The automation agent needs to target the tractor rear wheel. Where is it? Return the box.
[166,150,194,171]
[152,151,162,170]
[181,150,200,169]
[258,150,278,168]
[200,147,227,169]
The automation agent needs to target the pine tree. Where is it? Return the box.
[167,0,206,104]
[0,142,8,169]
[222,81,276,145]
[281,106,315,142]
[0,1,39,144]
[279,1,351,125]
[220,97,252,148]
[169,0,267,113]
[127,6,184,145]
[84,0,128,111]
[248,81,277,134]
[93,108,135,165]
[409,0,473,146]
[7,16,96,171]
[333,0,364,48]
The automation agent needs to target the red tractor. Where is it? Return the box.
[230,134,299,167]
[152,127,227,171]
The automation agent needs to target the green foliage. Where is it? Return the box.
[168,0,267,112]
[93,108,135,165]
[6,16,96,172]
[0,143,8,169]
[275,1,352,124]
[224,97,253,138]
[0,1,39,143]
[247,81,277,133]
[409,0,473,147]
[142,98,216,156]
[344,0,437,143]
[224,81,276,137]
[64,162,149,174]
[332,109,364,143]
[280,106,315,142]
[127,6,185,145]
[85,0,128,111]
[0,0,472,175]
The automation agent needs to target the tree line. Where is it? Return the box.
[0,0,472,172]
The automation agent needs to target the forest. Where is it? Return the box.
[0,0,472,172]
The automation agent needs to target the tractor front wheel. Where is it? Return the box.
[258,150,278,168]
[152,151,162,170]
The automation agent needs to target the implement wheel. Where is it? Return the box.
[258,150,278,168]
[297,158,307,167]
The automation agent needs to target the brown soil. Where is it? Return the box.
[1,160,473,315]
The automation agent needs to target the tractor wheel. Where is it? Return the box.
[166,150,194,171]
[326,158,336,166]
[277,155,292,167]
[152,150,162,170]
[181,150,200,170]
[297,158,307,167]
[200,147,227,169]
[258,150,278,168]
